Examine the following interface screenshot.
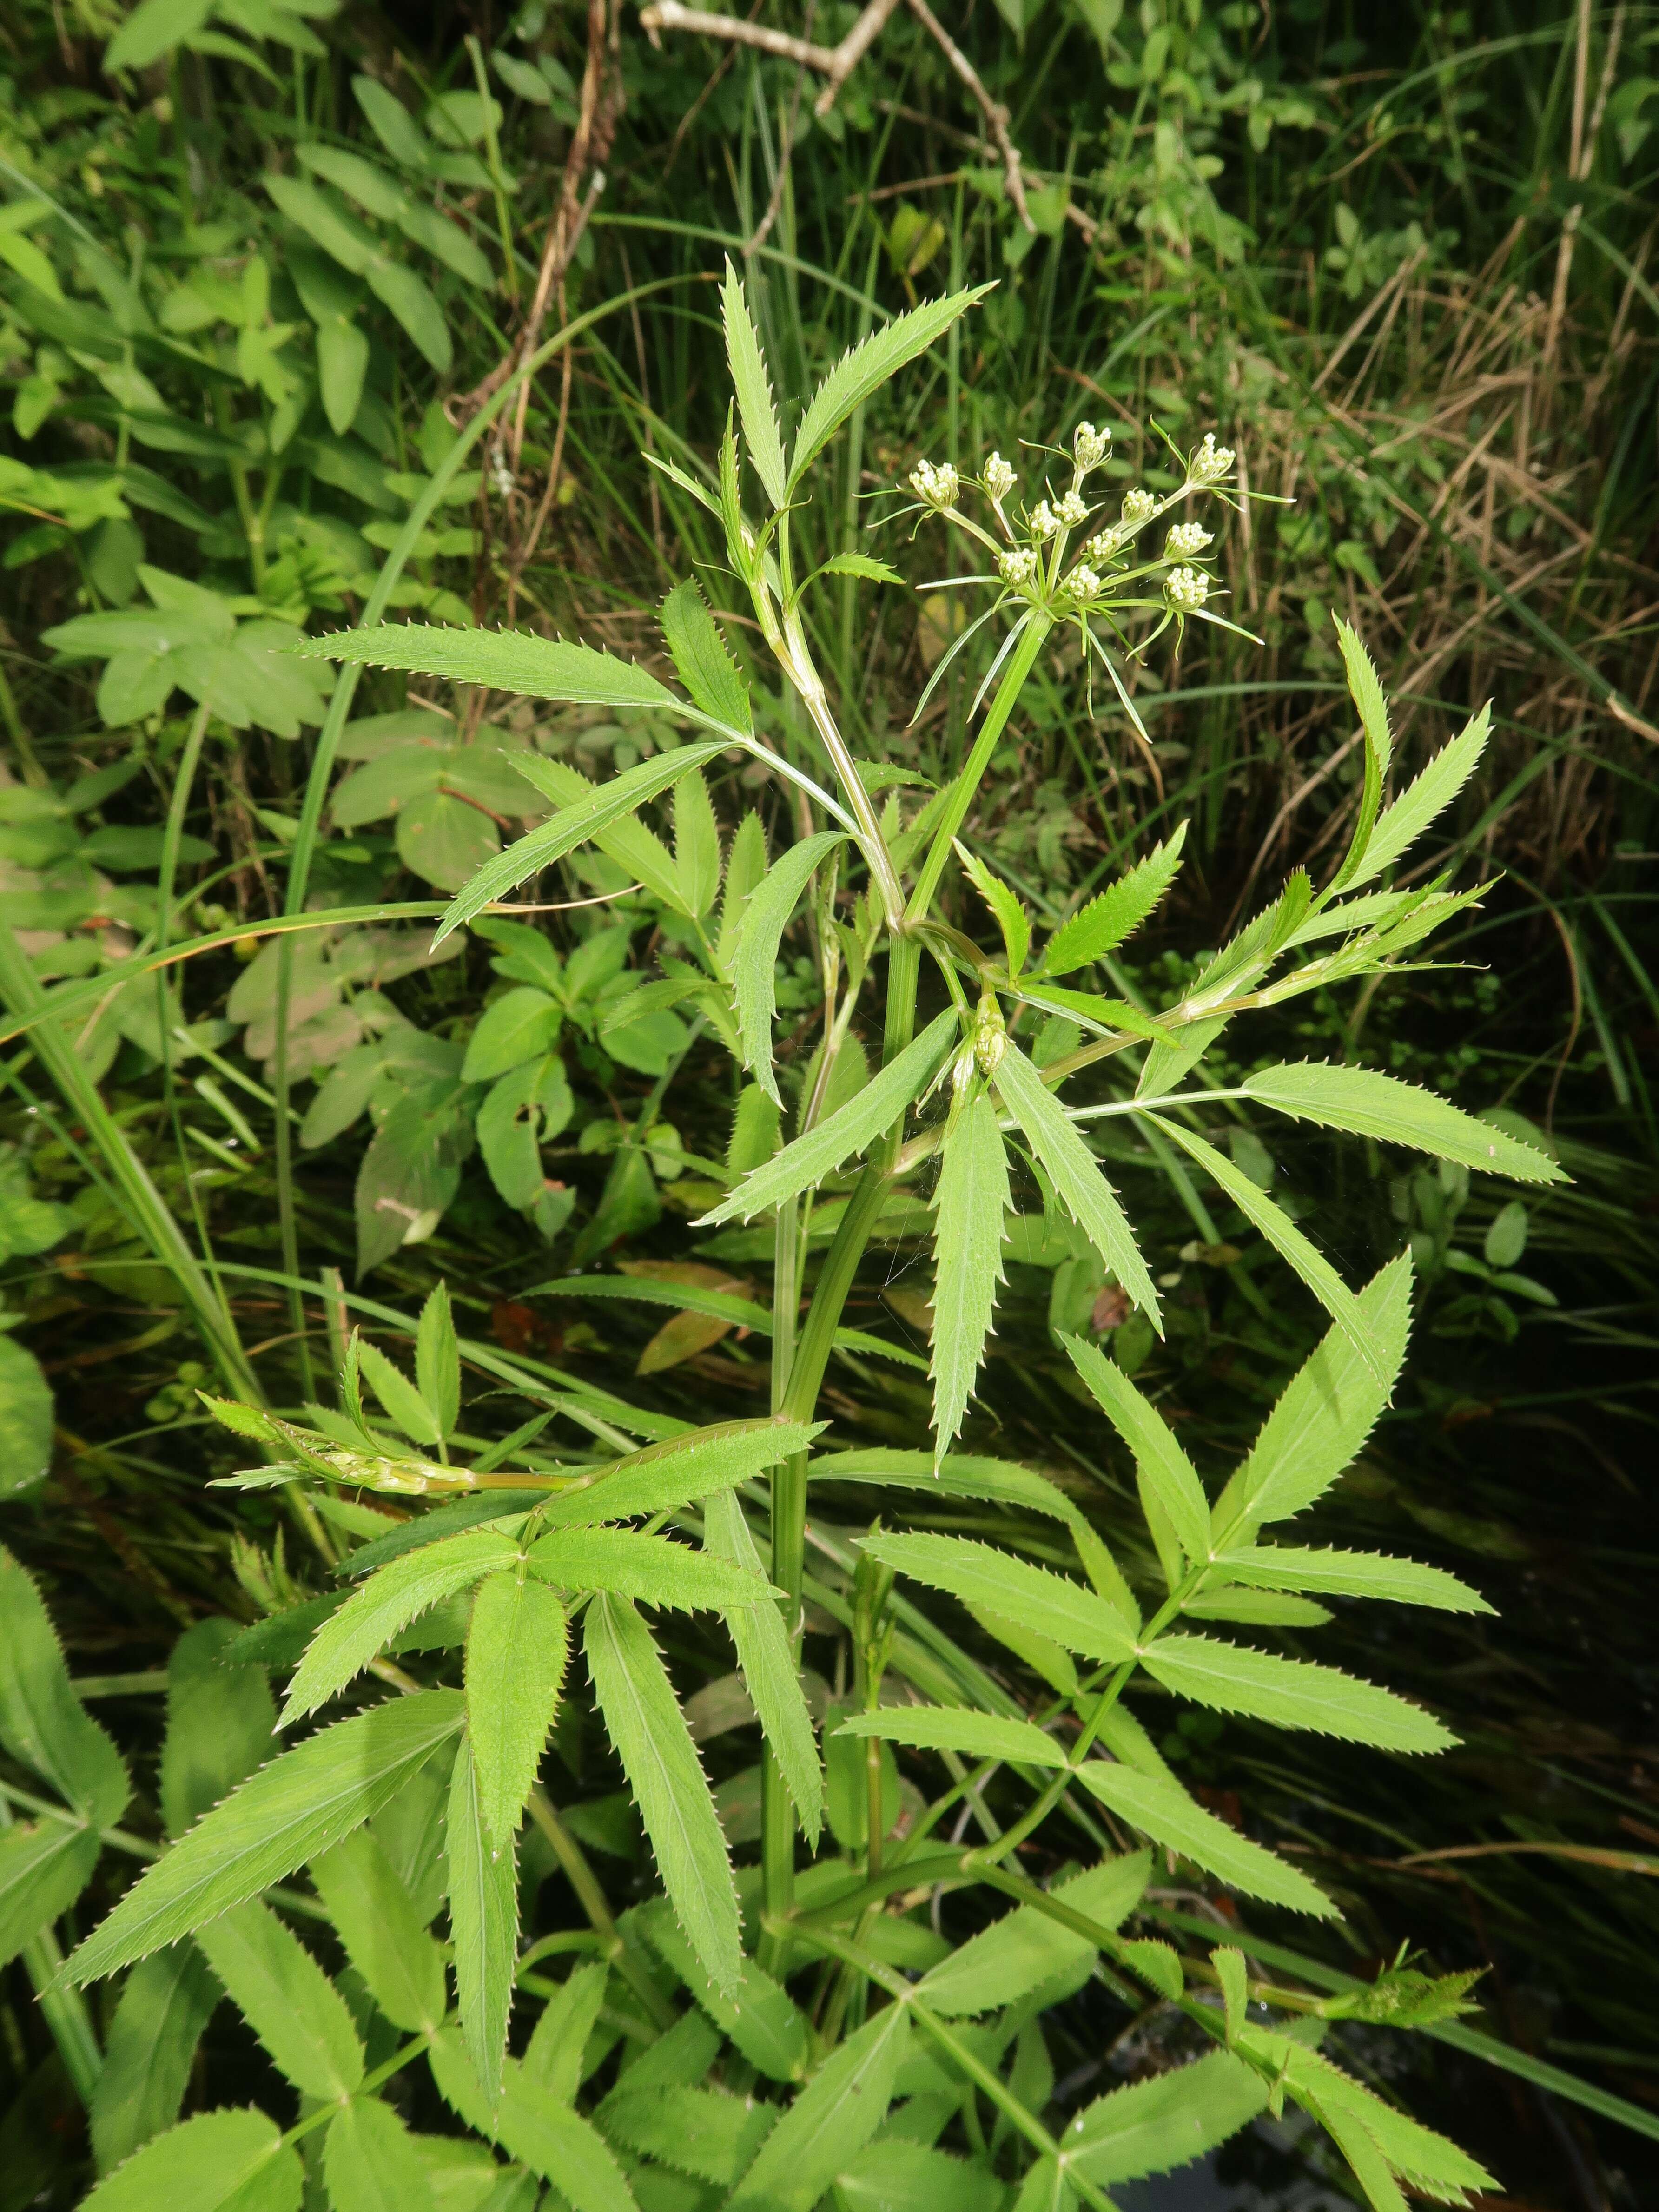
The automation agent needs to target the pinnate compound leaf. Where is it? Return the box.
[1074,1762,1335,1916]
[787,283,993,493]
[1240,1062,1564,1184]
[529,1527,771,1611]
[80,2107,302,2212]
[1039,825,1188,976]
[585,1594,741,1994]
[860,1532,1138,1664]
[918,1852,1150,2017]
[1141,1634,1455,1752]
[67,1690,463,1984]
[703,1490,823,1845]
[0,1544,130,1829]
[1063,1335,1210,1565]
[536,1417,822,1532]
[660,577,751,735]
[1210,1256,1412,1545]
[1348,704,1490,889]
[701,1008,959,1222]
[930,1094,1011,1459]
[1062,2048,1269,2185]
[731,831,846,1102]
[282,1533,516,1723]
[639,1897,810,2082]
[994,1043,1160,1327]
[720,258,788,508]
[726,2001,909,2211]
[445,1731,518,2103]
[324,2097,438,2212]
[465,1572,568,1843]
[834,1705,1064,1769]
[1214,1545,1489,1613]
[310,1828,447,2035]
[194,1898,364,2103]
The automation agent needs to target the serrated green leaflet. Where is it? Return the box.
[535,1417,821,1531]
[1214,1546,1490,1613]
[1039,826,1187,977]
[67,1691,463,1983]
[603,2083,774,2186]
[787,284,993,493]
[311,1828,447,2034]
[194,1897,364,2102]
[297,622,679,713]
[959,845,1031,976]
[1063,1336,1210,1565]
[700,1009,958,1222]
[585,1595,741,1995]
[0,1545,130,1829]
[1348,704,1490,889]
[860,1532,1138,1663]
[836,2141,1003,2211]
[1074,1763,1335,1915]
[465,1572,568,1843]
[1240,1062,1564,1182]
[446,1730,518,2102]
[639,1897,810,2081]
[809,1448,1081,1525]
[324,2097,439,2212]
[0,1821,99,1970]
[1330,619,1392,893]
[834,1704,1065,1768]
[918,1852,1150,2017]
[726,2002,909,2210]
[415,1281,461,1438]
[703,1491,823,1844]
[89,1947,220,2177]
[720,258,788,508]
[79,2107,301,2212]
[1141,1634,1455,1751]
[529,1526,772,1610]
[930,1094,1010,1458]
[281,1532,516,1723]
[356,1337,440,1444]
[1062,2048,1269,2184]
[994,1043,1160,1327]
[732,831,845,1102]
[661,577,751,735]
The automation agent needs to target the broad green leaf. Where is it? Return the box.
[602,2083,774,2187]
[430,2035,640,2212]
[356,1337,443,1445]
[1210,1256,1412,1545]
[1146,1115,1377,1375]
[720,258,788,508]
[1141,1634,1455,1751]
[727,2001,910,2211]
[1062,2047,1269,2184]
[79,2107,301,2212]
[462,986,562,1083]
[918,1852,1150,2017]
[106,0,214,73]
[1039,825,1187,976]
[995,1043,1159,1327]
[1214,1545,1490,1613]
[787,283,993,493]
[834,1705,1065,1768]
[522,1957,608,2102]
[1240,1062,1564,1183]
[585,1595,741,1994]
[446,1730,518,2102]
[68,1691,464,1983]
[89,1947,220,2175]
[281,1533,516,1723]
[0,1545,130,1828]
[0,1819,99,1968]
[859,1532,1138,1664]
[536,1417,822,1532]
[703,1490,823,1844]
[310,1828,447,2034]
[195,1897,365,2102]
[730,831,846,1102]
[930,1094,1011,1459]
[1329,619,1392,892]
[1348,704,1490,888]
[809,1447,1081,1526]
[416,1281,462,1439]
[699,1009,958,1222]
[639,1897,810,2082]
[324,2097,438,2212]
[1064,1335,1210,1566]
[1074,1762,1335,1916]
[958,845,1031,977]
[661,578,750,735]
[366,260,453,374]
[465,1571,568,1842]
[159,1619,276,1839]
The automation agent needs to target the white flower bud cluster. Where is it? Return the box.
[1081,527,1125,561]
[1165,521,1213,558]
[983,451,1016,501]
[1057,489,1089,528]
[1067,564,1103,603]
[999,546,1038,587]
[910,458,960,508]
[1188,434,1235,486]
[1073,420,1110,471]
[1164,565,1210,612]
[1029,501,1059,541]
[1121,488,1157,526]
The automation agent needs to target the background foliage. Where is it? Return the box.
[0,1,1656,2206]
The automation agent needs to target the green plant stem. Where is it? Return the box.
[906,610,1054,925]
[0,1793,101,2106]
[526,1785,676,2030]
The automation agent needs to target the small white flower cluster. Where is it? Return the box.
[1081,526,1124,561]
[910,458,960,508]
[1057,489,1089,528]
[998,545,1038,586]
[1072,421,1110,471]
[1165,520,1213,558]
[983,451,1016,501]
[1067,564,1103,603]
[1188,433,1235,486]
[1164,565,1210,612]
[490,447,516,500]
[1029,501,1059,541]
[1121,488,1157,526]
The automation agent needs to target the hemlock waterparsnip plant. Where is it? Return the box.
[6,267,1571,2212]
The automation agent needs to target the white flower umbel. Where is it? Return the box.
[1029,500,1059,541]
[1066,564,1104,603]
[1082,527,1125,561]
[910,458,961,508]
[1121,488,1157,526]
[1057,489,1089,528]
[1165,520,1214,558]
[998,545,1038,587]
[983,451,1016,502]
[1072,421,1110,472]
[1188,433,1236,487]
[1164,565,1210,612]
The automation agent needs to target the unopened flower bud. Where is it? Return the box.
[972,993,1008,1077]
[1057,489,1089,528]
[998,545,1038,587]
[1082,527,1124,561]
[1030,500,1059,541]
[1164,565,1210,612]
[1073,420,1110,471]
[1188,433,1235,486]
[983,451,1016,501]
[910,458,960,508]
[1165,520,1213,558]
[1067,563,1103,603]
[1121,488,1156,526]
